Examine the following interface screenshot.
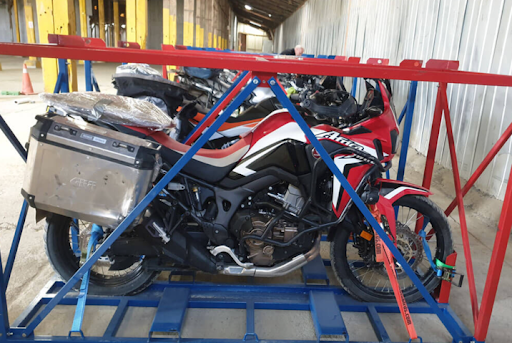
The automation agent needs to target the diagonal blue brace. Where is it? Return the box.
[21,77,261,337]
[183,70,249,143]
[268,77,465,343]
[3,201,29,287]
[396,81,418,182]
[0,254,9,341]
[69,224,104,337]
[53,59,70,94]
[351,77,358,98]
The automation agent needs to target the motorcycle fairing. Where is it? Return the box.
[376,178,432,203]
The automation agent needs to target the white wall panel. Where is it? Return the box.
[274,0,512,200]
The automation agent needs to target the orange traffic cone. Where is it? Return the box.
[21,63,35,95]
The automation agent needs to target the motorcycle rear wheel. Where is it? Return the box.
[331,195,453,303]
[44,214,159,296]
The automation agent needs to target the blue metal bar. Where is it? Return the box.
[53,59,69,94]
[3,201,29,287]
[150,288,189,334]
[70,225,104,337]
[243,301,258,341]
[398,103,407,125]
[92,74,100,92]
[351,77,358,98]
[0,254,9,341]
[103,299,128,338]
[20,77,261,337]
[367,306,391,343]
[71,219,80,257]
[268,78,464,343]
[183,70,249,143]
[84,61,93,92]
[0,116,27,162]
[396,81,418,182]
[309,291,348,341]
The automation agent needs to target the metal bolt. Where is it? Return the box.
[269,80,276,86]
[0,333,3,337]
[215,230,219,234]
[248,196,252,200]
[252,79,258,84]
[241,204,245,208]
[22,333,27,338]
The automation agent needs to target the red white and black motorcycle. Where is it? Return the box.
[31,80,452,302]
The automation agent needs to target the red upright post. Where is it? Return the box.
[474,166,512,341]
[440,88,479,324]
[415,84,446,235]
[421,83,446,190]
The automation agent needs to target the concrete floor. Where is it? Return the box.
[0,55,511,342]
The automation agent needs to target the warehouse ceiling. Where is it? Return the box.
[229,0,307,36]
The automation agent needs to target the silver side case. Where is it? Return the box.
[22,116,160,228]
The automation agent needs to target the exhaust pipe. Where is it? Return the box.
[212,234,321,277]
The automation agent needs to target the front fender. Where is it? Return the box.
[375,178,432,203]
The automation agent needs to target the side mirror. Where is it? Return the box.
[364,106,383,117]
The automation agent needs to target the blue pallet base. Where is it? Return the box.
[4,274,472,343]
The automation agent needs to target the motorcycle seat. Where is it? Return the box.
[128,127,253,183]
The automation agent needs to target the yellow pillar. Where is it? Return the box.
[24,0,40,67]
[136,0,147,49]
[13,0,21,42]
[78,0,87,37]
[36,0,57,91]
[195,0,203,47]
[183,0,194,46]
[53,0,78,92]
[126,0,137,42]
[163,0,170,45]
[169,1,176,46]
[164,0,177,79]
[113,0,120,46]
[208,32,212,47]
[98,0,105,42]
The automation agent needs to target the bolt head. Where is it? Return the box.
[269,80,276,85]
[252,79,258,84]
[22,333,27,338]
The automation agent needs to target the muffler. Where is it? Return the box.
[211,234,321,277]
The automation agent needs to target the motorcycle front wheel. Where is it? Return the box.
[44,214,159,296]
[331,195,453,303]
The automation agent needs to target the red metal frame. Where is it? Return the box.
[2,35,512,342]
[117,41,141,49]
[437,252,458,304]
[3,42,512,86]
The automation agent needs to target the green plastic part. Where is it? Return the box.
[435,258,455,270]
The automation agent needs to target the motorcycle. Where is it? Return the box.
[27,80,452,303]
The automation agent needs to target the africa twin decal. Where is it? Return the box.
[315,130,387,159]
[315,131,365,151]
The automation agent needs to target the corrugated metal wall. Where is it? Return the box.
[274,0,512,200]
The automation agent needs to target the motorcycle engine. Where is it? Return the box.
[230,184,315,266]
